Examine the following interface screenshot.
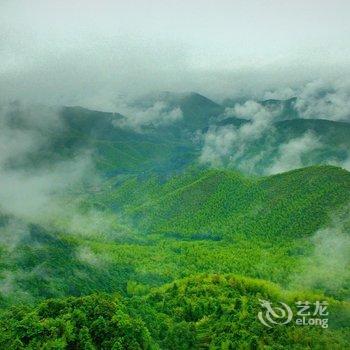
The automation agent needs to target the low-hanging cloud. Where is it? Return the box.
[266,132,322,175]
[289,208,350,299]
[294,79,350,122]
[199,95,350,174]
[199,101,279,170]
[262,78,350,122]
[199,125,238,167]
[76,245,108,267]
[0,103,119,303]
[0,103,99,226]
[0,104,62,165]
[113,100,183,131]
[0,155,94,222]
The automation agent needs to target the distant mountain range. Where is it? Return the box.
[41,92,350,175]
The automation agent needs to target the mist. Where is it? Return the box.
[113,100,183,131]
[266,132,322,174]
[289,208,350,300]
[0,102,123,262]
[199,100,278,170]
[1,1,350,109]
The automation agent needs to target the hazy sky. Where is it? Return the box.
[1,0,350,107]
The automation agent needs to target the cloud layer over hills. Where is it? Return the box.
[1,1,350,107]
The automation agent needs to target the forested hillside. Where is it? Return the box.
[1,275,349,349]
[0,95,349,349]
[95,165,350,239]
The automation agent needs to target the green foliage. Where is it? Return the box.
[1,275,349,349]
[108,165,350,240]
[0,294,153,349]
[130,274,350,349]
[2,100,350,348]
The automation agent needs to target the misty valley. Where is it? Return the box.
[0,91,349,349]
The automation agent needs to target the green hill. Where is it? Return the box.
[1,165,349,309]
[0,293,153,349]
[131,92,224,131]
[112,165,350,239]
[1,96,350,348]
[2,274,349,349]
[131,274,350,349]
[6,96,349,176]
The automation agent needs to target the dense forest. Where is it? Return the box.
[0,95,349,348]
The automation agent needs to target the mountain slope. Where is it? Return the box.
[211,117,350,174]
[2,274,349,349]
[109,165,350,239]
[132,92,224,131]
[7,96,349,177]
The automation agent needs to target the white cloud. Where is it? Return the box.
[76,246,105,267]
[200,101,278,168]
[290,211,350,298]
[293,79,350,121]
[341,156,350,171]
[263,87,296,100]
[0,104,97,224]
[266,132,322,174]
[113,101,183,131]
[0,155,94,222]
[1,1,350,107]
[199,125,238,166]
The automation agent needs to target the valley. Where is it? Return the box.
[0,93,349,349]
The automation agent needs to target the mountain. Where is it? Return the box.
[275,118,350,145]
[261,97,299,120]
[2,274,349,349]
[1,94,350,348]
[9,105,198,175]
[5,94,349,176]
[1,164,349,309]
[222,96,299,121]
[102,165,350,239]
[62,106,196,174]
[131,91,224,131]
[213,117,350,174]
[171,92,224,130]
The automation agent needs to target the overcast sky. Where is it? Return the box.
[1,0,350,108]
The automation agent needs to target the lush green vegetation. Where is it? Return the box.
[0,293,153,349]
[1,97,350,348]
[1,275,349,349]
[95,165,350,240]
